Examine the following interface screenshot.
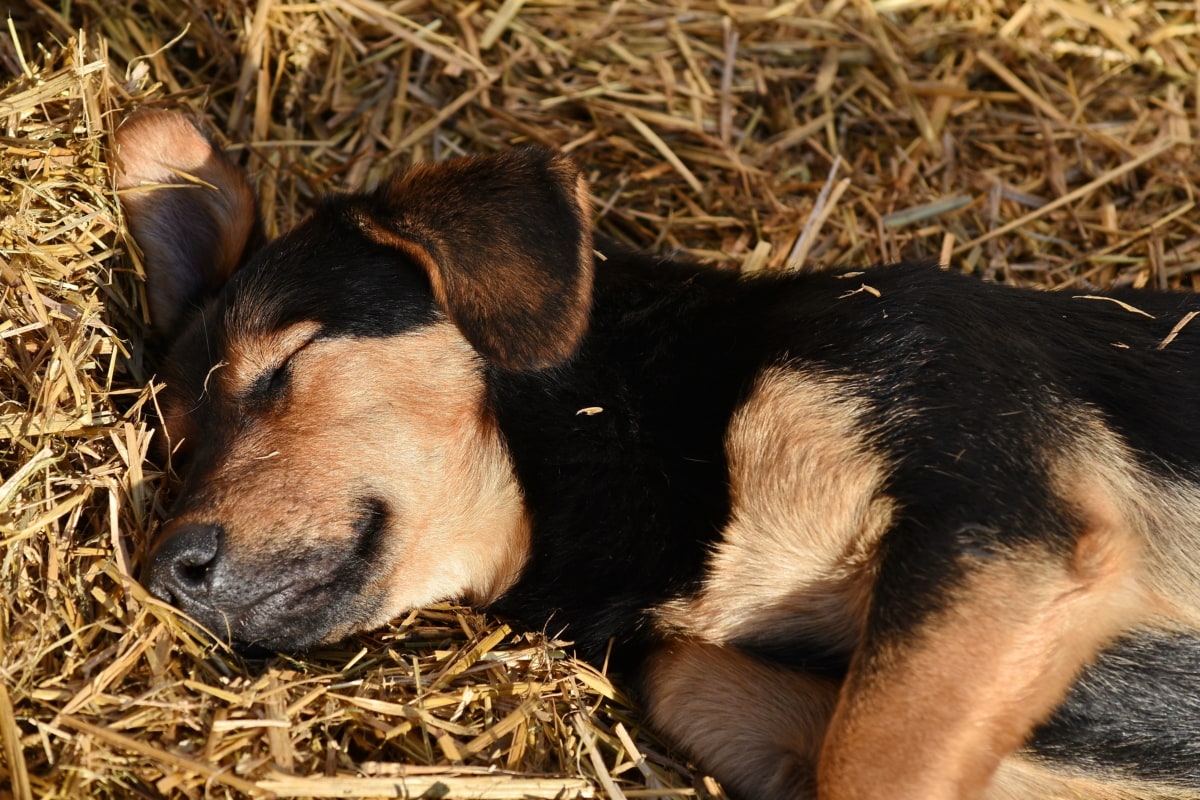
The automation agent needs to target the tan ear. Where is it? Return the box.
[351,148,594,371]
[114,110,257,337]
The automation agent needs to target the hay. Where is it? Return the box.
[2,1,1197,797]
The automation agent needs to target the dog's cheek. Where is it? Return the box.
[286,325,531,615]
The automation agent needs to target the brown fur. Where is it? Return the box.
[161,323,530,641]
[1050,410,1200,631]
[119,110,1200,800]
[351,149,594,371]
[643,639,839,800]
[818,502,1146,800]
[988,755,1200,800]
[653,389,1200,800]
[221,320,322,399]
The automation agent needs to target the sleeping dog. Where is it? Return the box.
[116,110,1200,800]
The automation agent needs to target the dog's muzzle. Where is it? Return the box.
[142,518,382,652]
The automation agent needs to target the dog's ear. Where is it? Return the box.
[352,148,594,371]
[114,110,257,337]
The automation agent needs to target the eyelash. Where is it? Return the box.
[267,360,292,393]
[249,339,314,404]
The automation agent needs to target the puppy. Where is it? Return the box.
[115,109,1200,800]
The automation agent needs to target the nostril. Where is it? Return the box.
[145,523,223,604]
[175,547,214,589]
[175,556,208,587]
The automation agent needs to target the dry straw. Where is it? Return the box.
[2,1,1198,798]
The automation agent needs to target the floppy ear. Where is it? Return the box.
[351,147,594,371]
[114,110,257,337]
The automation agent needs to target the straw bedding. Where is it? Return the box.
[2,1,1197,797]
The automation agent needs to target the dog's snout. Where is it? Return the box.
[145,523,223,606]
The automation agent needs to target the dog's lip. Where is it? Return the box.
[165,570,321,642]
[161,541,380,651]
[152,495,393,650]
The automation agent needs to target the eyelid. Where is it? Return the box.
[286,335,317,360]
[272,335,315,378]
[271,324,326,373]
[247,335,316,404]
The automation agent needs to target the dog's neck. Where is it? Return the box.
[483,254,762,660]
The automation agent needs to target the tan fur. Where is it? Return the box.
[642,639,839,800]
[1050,409,1200,630]
[987,754,1200,800]
[657,366,892,654]
[652,378,1197,800]
[564,160,596,312]
[652,387,1200,800]
[164,323,529,641]
[118,111,1200,797]
[818,487,1148,800]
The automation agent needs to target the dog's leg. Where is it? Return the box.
[817,510,1146,800]
[642,639,839,800]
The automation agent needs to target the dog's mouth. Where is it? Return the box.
[143,495,392,652]
[350,496,389,565]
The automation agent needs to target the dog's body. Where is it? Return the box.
[116,111,1200,800]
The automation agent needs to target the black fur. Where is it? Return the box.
[491,255,1200,646]
[488,247,751,663]
[1031,630,1200,786]
[481,254,1200,782]
[170,217,1200,783]
[129,131,1200,794]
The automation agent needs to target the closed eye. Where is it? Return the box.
[252,360,292,402]
[245,338,316,405]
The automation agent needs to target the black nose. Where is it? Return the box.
[144,523,223,607]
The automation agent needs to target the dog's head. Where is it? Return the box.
[115,111,594,650]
